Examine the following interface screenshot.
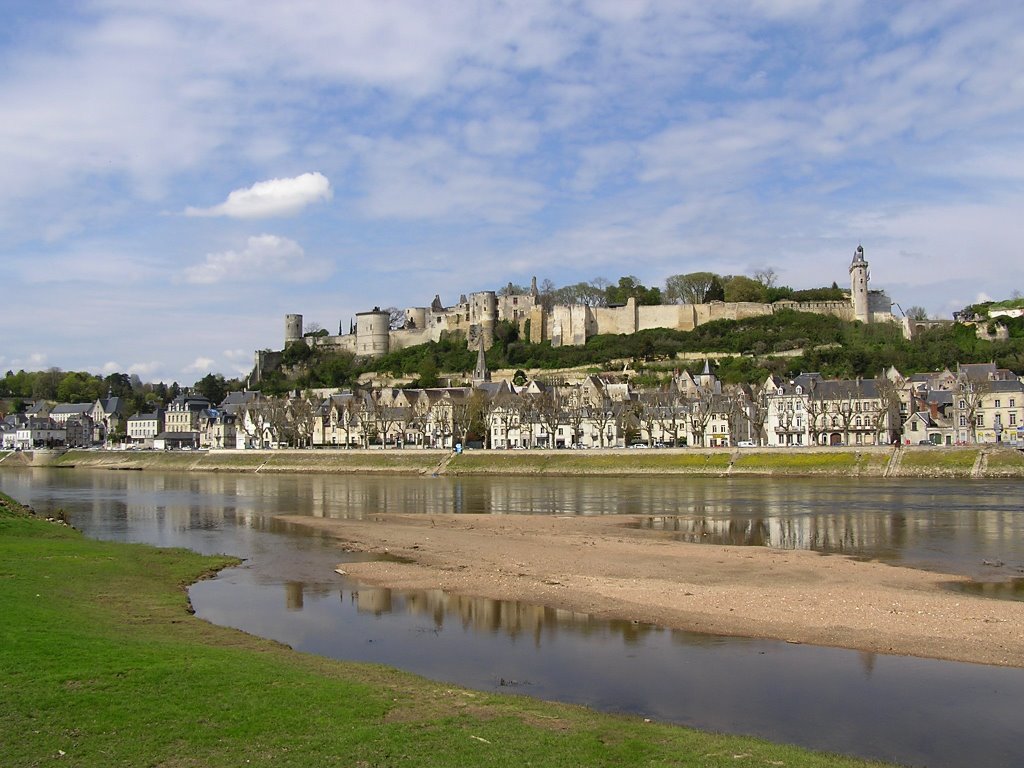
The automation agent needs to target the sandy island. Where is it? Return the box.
[279,512,1024,668]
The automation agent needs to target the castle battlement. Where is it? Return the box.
[255,248,897,378]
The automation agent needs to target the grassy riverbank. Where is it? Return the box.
[18,444,1024,478]
[0,493,888,768]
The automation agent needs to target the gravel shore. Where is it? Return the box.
[282,512,1024,668]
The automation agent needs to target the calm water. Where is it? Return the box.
[2,467,1023,768]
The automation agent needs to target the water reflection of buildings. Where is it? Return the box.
[344,586,658,646]
[12,469,1024,579]
[634,513,908,556]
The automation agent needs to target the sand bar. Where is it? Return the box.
[280,512,1024,668]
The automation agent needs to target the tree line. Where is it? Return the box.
[497,269,848,310]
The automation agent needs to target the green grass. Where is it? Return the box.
[0,492,890,768]
[900,448,978,472]
[56,449,445,474]
[731,450,875,473]
[448,450,732,475]
[985,447,1024,475]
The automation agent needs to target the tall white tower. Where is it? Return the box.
[849,245,869,323]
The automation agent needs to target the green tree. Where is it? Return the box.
[57,371,102,403]
[724,275,767,303]
[417,357,439,388]
[194,373,228,405]
[605,276,662,306]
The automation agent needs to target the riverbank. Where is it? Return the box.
[0,494,888,768]
[281,511,1024,669]
[23,444,1024,477]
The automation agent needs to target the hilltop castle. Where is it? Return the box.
[254,246,897,379]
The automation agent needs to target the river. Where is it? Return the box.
[2,467,1023,768]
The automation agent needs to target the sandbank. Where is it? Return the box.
[280,512,1024,668]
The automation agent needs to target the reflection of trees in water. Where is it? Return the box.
[341,586,660,647]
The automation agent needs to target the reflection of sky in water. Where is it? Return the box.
[3,468,1024,767]
[190,566,1024,768]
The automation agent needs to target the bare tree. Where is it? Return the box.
[871,375,903,444]
[290,394,316,448]
[385,307,406,330]
[263,396,294,447]
[664,272,723,304]
[531,388,564,447]
[736,384,770,446]
[753,268,778,289]
[804,383,827,446]
[687,393,716,447]
[956,375,992,444]
[656,390,687,447]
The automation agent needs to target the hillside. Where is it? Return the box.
[260,310,1024,392]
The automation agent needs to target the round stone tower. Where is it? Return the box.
[849,245,869,323]
[405,306,427,330]
[355,307,391,357]
[285,314,303,346]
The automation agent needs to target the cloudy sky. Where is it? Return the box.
[3,1,1023,385]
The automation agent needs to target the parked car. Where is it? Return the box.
[737,440,756,447]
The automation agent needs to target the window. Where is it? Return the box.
[995,399,1001,408]
[959,399,966,409]
[911,421,918,432]
[976,415,984,427]
[1010,413,1017,426]
[960,416,967,427]
[1011,399,1016,408]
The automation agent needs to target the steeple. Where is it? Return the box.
[472,333,490,385]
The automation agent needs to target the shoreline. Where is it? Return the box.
[279,512,1024,669]
[14,444,1024,478]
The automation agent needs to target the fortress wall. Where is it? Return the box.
[310,335,357,355]
[636,304,697,332]
[703,302,774,323]
[590,301,637,336]
[693,304,714,326]
[389,328,432,352]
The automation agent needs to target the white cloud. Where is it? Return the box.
[185,234,329,285]
[100,362,121,375]
[357,136,545,222]
[185,172,332,219]
[184,357,216,374]
[128,362,162,377]
[463,117,541,157]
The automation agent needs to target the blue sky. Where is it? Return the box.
[2,1,1023,385]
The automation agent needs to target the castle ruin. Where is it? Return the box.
[254,247,897,379]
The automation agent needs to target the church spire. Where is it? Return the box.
[472,333,490,385]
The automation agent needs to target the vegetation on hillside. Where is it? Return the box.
[4,310,1023,413]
